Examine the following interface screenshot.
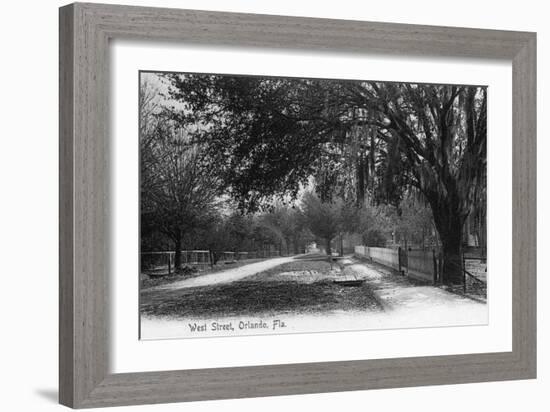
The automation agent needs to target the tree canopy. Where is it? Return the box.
[141,72,487,283]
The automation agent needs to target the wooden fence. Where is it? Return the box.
[354,245,437,283]
[141,249,282,275]
[354,245,487,293]
[356,246,401,271]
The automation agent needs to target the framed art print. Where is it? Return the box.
[59,3,536,408]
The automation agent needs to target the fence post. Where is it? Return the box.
[398,247,403,275]
[438,251,444,284]
[462,252,466,294]
[398,246,402,273]
[168,253,172,275]
[432,249,437,284]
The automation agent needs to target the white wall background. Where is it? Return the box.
[0,0,546,411]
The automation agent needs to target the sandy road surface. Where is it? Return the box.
[141,257,487,339]
[342,262,485,310]
[151,256,296,291]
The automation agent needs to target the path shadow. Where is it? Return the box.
[141,277,382,318]
[35,389,58,404]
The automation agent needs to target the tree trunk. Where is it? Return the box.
[293,235,300,254]
[356,155,366,207]
[325,238,332,256]
[174,234,182,273]
[425,187,467,285]
[436,215,464,284]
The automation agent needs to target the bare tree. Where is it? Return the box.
[140,81,221,270]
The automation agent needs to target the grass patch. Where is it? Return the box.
[141,259,383,319]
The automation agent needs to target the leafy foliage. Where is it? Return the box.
[141,73,486,283]
[299,191,343,255]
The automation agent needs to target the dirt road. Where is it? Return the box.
[141,256,487,339]
[151,256,296,291]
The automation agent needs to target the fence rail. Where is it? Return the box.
[354,245,487,296]
[141,249,282,275]
[406,249,438,283]
[354,246,407,275]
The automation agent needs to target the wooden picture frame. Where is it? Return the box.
[59,2,536,408]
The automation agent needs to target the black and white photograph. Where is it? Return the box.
[1,0,544,410]
[139,71,488,340]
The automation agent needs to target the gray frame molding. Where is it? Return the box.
[59,2,536,408]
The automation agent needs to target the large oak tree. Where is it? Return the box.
[165,74,486,284]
